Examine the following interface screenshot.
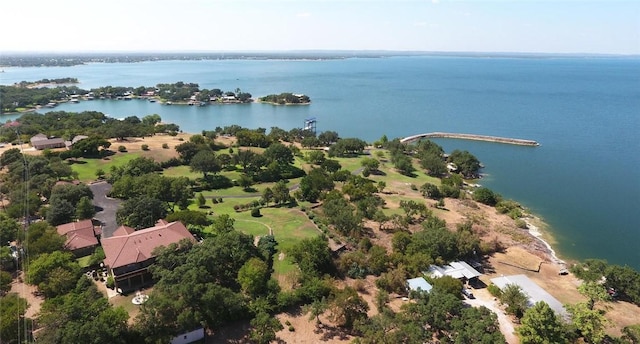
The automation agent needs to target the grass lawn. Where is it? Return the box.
[194,197,319,282]
[76,256,92,268]
[69,153,142,182]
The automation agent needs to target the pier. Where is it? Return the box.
[400,132,539,146]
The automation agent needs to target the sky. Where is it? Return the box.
[1,0,638,55]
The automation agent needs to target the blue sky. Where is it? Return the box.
[1,0,638,54]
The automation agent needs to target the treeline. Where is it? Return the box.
[14,78,79,87]
[0,112,179,144]
[0,85,84,113]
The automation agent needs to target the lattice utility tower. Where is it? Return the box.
[303,117,317,135]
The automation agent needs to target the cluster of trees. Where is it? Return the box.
[0,111,179,145]
[259,93,310,105]
[0,85,84,113]
[571,259,640,306]
[14,78,79,87]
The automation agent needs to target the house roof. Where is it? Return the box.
[427,261,482,280]
[101,220,195,269]
[56,219,99,251]
[407,277,433,293]
[491,274,568,318]
[57,219,94,236]
[112,225,136,236]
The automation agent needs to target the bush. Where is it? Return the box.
[515,219,528,229]
[162,143,169,149]
[106,276,115,289]
[118,145,127,152]
[288,326,295,332]
[487,284,503,298]
[141,144,149,151]
[251,208,261,217]
[285,320,291,326]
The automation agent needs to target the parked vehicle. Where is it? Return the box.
[462,288,475,299]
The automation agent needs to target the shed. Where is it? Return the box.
[406,277,433,293]
[490,274,567,318]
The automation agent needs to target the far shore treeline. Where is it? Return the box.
[0,81,310,114]
[1,109,639,343]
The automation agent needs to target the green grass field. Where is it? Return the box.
[69,153,142,182]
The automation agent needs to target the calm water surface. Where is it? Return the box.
[2,57,639,269]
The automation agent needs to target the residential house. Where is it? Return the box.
[30,133,66,150]
[56,219,102,258]
[101,220,196,291]
[427,261,482,284]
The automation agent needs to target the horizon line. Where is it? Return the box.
[1,49,638,58]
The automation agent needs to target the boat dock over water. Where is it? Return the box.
[400,132,539,146]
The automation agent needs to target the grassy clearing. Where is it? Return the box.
[69,153,142,182]
[76,256,92,268]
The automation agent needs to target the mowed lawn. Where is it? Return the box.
[69,153,143,182]
[194,196,319,278]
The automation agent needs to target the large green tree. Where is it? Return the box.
[116,195,167,229]
[517,301,569,344]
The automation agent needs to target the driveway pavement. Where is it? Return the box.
[89,181,121,238]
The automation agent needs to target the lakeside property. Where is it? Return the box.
[2,119,634,343]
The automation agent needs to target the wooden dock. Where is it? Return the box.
[400,132,539,146]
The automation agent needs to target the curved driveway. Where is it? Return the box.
[89,181,121,238]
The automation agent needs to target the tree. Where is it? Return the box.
[472,187,501,206]
[517,301,569,344]
[249,311,283,344]
[0,293,32,344]
[190,150,221,179]
[360,157,380,175]
[430,276,463,298]
[209,214,235,234]
[237,257,271,297]
[0,270,12,295]
[578,281,611,310]
[166,210,212,227]
[116,195,167,229]
[448,150,481,178]
[46,197,76,225]
[500,284,529,318]
[451,306,506,344]
[196,193,206,208]
[271,180,291,205]
[27,251,82,298]
[289,236,334,278]
[22,222,65,259]
[75,196,95,220]
[263,142,294,165]
[0,214,20,244]
[565,302,608,343]
[329,286,370,328]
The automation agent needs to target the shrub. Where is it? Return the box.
[288,326,295,332]
[285,320,291,326]
[487,284,503,298]
[251,208,261,217]
[515,219,528,229]
[141,144,149,151]
[118,145,127,152]
[106,276,115,289]
[162,143,169,149]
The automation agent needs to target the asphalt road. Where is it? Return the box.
[89,181,121,238]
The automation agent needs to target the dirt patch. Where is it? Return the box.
[9,272,43,319]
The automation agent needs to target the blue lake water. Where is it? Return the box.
[2,56,639,269]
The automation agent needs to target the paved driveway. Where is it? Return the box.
[89,181,121,238]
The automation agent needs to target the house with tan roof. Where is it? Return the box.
[101,220,196,291]
[30,133,66,150]
[56,219,102,258]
